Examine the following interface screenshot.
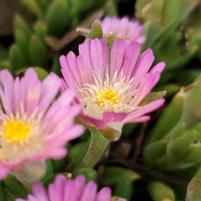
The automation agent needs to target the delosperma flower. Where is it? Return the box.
[60,39,165,139]
[101,16,146,44]
[16,175,125,201]
[0,69,84,180]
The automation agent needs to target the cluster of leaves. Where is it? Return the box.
[0,0,107,73]
[134,0,201,200]
[136,0,201,87]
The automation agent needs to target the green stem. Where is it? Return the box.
[78,127,110,168]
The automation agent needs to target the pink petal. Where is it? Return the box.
[78,39,94,83]
[89,39,109,82]
[0,165,10,180]
[48,176,66,201]
[32,184,48,201]
[39,73,61,113]
[66,51,83,86]
[132,48,154,88]
[131,72,161,106]
[25,79,41,114]
[16,199,26,201]
[96,187,112,201]
[125,99,165,122]
[151,61,166,73]
[72,176,86,201]
[122,41,141,79]
[60,55,77,89]
[137,36,146,44]
[110,39,127,76]
[80,181,97,201]
[125,115,150,123]
[0,69,14,113]
[13,77,21,112]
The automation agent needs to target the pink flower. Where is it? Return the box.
[101,16,146,44]
[0,69,84,180]
[60,39,165,138]
[16,175,125,201]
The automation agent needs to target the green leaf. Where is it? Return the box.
[46,0,70,36]
[122,123,136,137]
[41,160,55,186]
[186,6,201,53]
[72,168,97,181]
[143,141,167,165]
[179,144,201,168]
[15,30,30,65]
[0,60,11,70]
[175,70,201,86]
[181,78,201,127]
[101,167,139,200]
[68,141,88,167]
[36,0,52,12]
[3,176,27,199]
[29,35,48,67]
[148,181,176,201]
[158,84,180,98]
[167,131,197,161]
[136,0,164,26]
[51,55,60,74]
[186,166,201,201]
[141,91,166,106]
[114,176,133,200]
[101,166,140,186]
[35,67,49,79]
[34,22,47,41]
[0,182,7,201]
[163,0,183,25]
[9,44,25,71]
[14,15,31,40]
[70,0,104,19]
[20,0,43,18]
[16,67,48,80]
[150,90,184,142]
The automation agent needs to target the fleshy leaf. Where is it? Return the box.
[29,35,48,67]
[186,166,201,201]
[148,181,176,201]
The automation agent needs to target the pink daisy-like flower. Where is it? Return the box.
[60,39,165,138]
[0,69,84,180]
[101,16,146,44]
[16,175,125,201]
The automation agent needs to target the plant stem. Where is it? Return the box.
[78,127,110,168]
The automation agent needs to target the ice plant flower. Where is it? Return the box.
[101,16,146,44]
[16,175,125,201]
[0,69,83,180]
[60,39,165,139]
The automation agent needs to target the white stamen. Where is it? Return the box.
[77,71,136,119]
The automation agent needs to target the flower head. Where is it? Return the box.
[0,69,83,180]
[60,39,165,138]
[101,16,146,44]
[16,175,125,201]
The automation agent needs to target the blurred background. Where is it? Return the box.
[0,0,138,74]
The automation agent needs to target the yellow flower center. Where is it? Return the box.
[96,87,120,107]
[3,119,31,145]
